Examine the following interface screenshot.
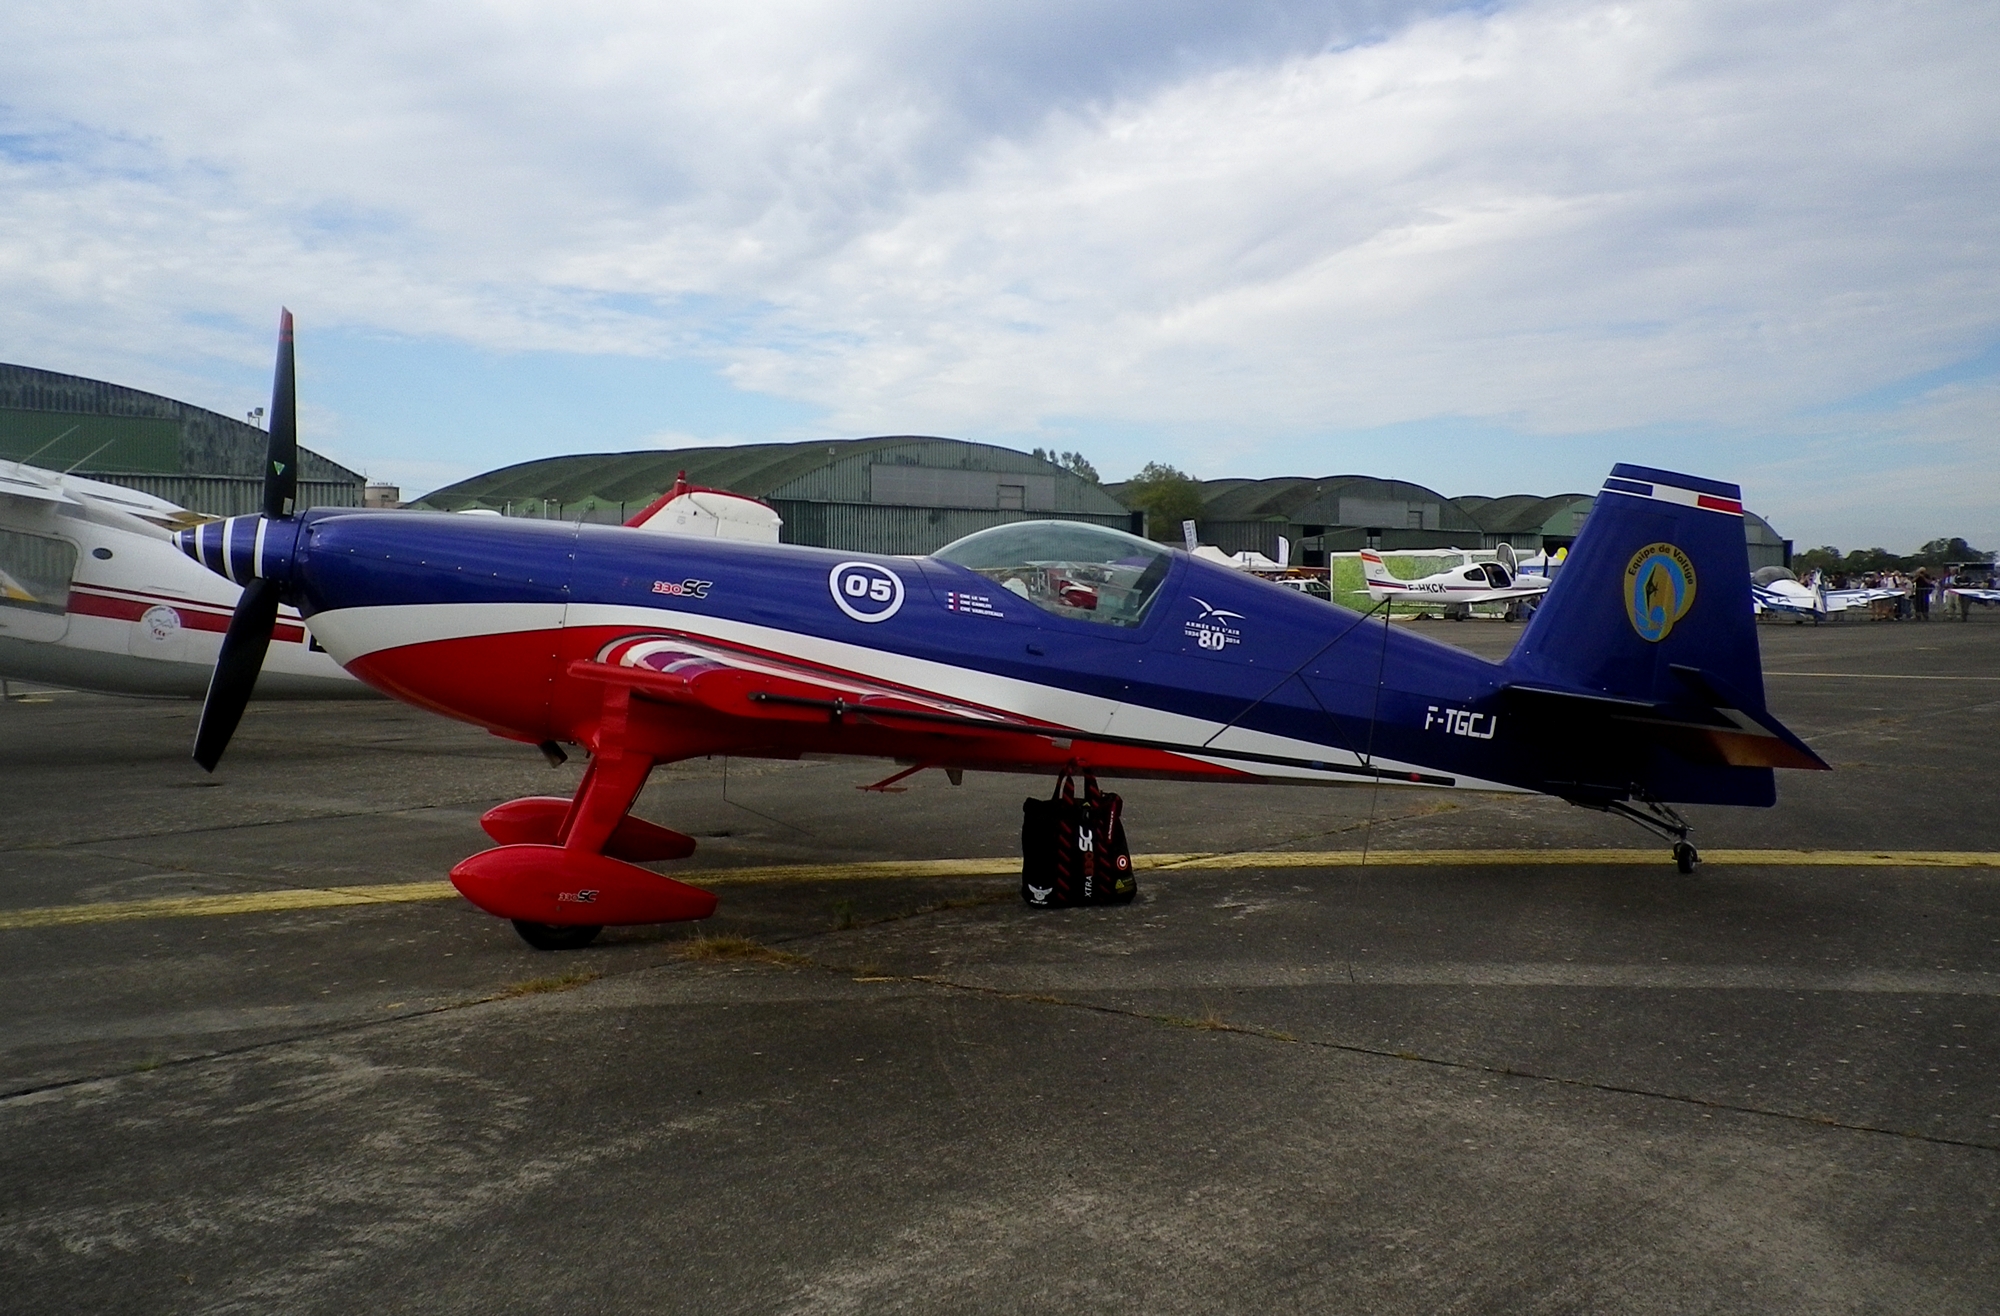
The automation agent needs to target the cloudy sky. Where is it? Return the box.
[3,0,1995,551]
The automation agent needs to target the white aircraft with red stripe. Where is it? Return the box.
[0,456,356,697]
[0,447,776,700]
[1356,542,1552,614]
[176,314,1829,951]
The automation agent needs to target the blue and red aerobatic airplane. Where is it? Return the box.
[179,314,1827,949]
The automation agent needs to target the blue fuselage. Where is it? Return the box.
[283,509,1522,790]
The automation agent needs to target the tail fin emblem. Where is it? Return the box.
[1625,543,1697,642]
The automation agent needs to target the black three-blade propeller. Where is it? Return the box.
[192,309,299,771]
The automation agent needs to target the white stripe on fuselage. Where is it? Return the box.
[305,600,1520,792]
[307,602,567,661]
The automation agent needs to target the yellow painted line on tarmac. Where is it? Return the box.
[6,850,1997,931]
[701,857,1019,885]
[1142,849,2000,871]
[0,881,457,930]
[1765,671,2000,681]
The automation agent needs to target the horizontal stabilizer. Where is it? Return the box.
[1504,667,1827,774]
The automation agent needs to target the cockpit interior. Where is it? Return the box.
[933,521,1173,628]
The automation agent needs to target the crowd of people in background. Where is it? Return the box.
[1806,566,1993,619]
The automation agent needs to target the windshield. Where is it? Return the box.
[933,520,1172,627]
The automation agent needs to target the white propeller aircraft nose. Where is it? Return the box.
[0,455,357,701]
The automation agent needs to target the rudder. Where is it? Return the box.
[1509,464,1759,704]
[1502,464,1823,808]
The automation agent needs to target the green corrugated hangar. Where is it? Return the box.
[0,363,364,515]
[421,437,1789,568]
[1112,475,1788,570]
[416,437,1138,554]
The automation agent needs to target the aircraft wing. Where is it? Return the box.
[1822,587,1902,611]
[1357,585,1548,605]
[1751,582,1822,615]
[573,634,1037,733]
[1469,584,1552,603]
[0,464,79,507]
[564,633,1455,785]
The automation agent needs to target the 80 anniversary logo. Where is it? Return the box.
[828,561,905,622]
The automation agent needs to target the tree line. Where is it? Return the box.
[1793,539,1993,574]
[1038,452,1993,567]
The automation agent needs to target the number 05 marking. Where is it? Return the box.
[829,562,906,622]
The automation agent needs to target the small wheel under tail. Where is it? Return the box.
[511,920,603,951]
[1672,842,1699,874]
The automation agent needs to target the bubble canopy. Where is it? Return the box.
[932,520,1173,628]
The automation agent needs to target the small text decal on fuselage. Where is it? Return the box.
[1425,706,1498,740]
[945,590,1005,617]
[1184,597,1244,652]
[653,579,713,599]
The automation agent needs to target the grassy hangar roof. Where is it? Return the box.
[419,439,1781,563]
[418,436,1129,516]
[0,362,360,484]
[1456,493,1596,538]
[418,440,900,509]
[0,361,365,516]
[1103,474,1595,538]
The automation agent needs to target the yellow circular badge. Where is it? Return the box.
[1624,542,1696,642]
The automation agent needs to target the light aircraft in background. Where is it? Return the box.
[1750,567,1827,621]
[619,472,784,542]
[0,456,359,698]
[1820,581,1907,615]
[177,313,1828,950]
[1946,585,2000,615]
[1750,567,1910,620]
[1355,543,1552,619]
[0,456,780,699]
[1513,546,1567,580]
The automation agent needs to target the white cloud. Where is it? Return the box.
[0,0,1995,545]
[1749,378,2000,551]
[734,0,2000,443]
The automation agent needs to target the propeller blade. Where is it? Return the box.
[193,577,281,770]
[192,310,298,771]
[264,308,298,519]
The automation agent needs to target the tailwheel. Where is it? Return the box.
[511,920,602,951]
[1605,799,1699,875]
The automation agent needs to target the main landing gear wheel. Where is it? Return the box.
[511,920,603,951]
[1673,842,1700,874]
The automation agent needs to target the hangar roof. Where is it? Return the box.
[0,362,359,484]
[417,436,1130,516]
[1743,510,1785,547]
[1105,474,1481,532]
[1456,493,1595,537]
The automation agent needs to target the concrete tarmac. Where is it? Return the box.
[1,617,1996,1313]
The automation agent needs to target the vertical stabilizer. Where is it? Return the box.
[1501,465,1822,807]
[1508,464,1759,706]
